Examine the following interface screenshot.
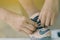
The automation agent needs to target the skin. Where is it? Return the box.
[0,8,38,34]
[19,0,58,27]
[0,0,59,35]
[39,0,58,27]
[18,0,39,17]
[0,0,39,35]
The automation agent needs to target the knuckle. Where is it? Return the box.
[51,24,53,26]
[29,31,32,34]
[27,30,32,34]
[35,24,38,27]
[45,24,49,26]
[31,28,36,31]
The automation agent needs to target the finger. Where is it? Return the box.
[26,19,38,27]
[20,27,32,34]
[39,8,45,20]
[39,12,43,20]
[50,13,55,25]
[45,13,51,26]
[23,23,36,31]
[41,13,47,26]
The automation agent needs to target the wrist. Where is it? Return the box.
[0,8,7,20]
[42,0,54,10]
[44,0,58,12]
[0,8,20,27]
[4,11,20,27]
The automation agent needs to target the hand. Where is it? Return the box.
[39,6,56,27]
[10,16,38,34]
[0,8,38,35]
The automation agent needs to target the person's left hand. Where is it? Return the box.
[39,6,56,27]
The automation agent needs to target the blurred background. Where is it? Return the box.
[0,0,59,38]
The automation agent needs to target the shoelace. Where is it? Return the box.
[31,15,50,35]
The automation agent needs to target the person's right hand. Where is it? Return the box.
[10,16,38,34]
[0,8,38,35]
